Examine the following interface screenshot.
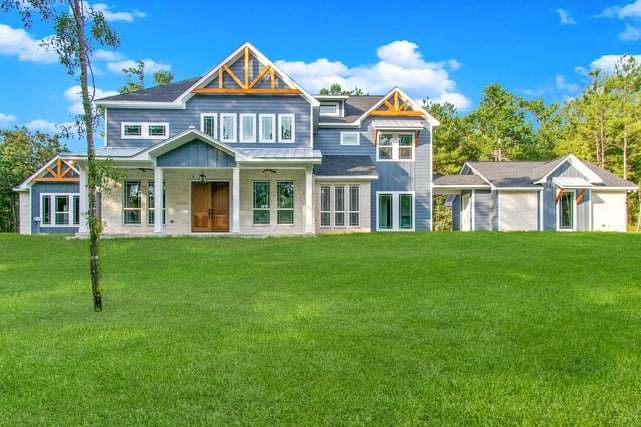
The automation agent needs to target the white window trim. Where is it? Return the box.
[200,113,217,138]
[123,180,142,225]
[278,114,295,143]
[40,193,79,227]
[220,113,237,143]
[376,191,415,231]
[349,185,360,227]
[147,180,166,226]
[319,184,362,228]
[320,185,331,228]
[557,189,577,231]
[340,131,360,146]
[259,114,276,143]
[334,185,346,227]
[252,181,271,226]
[376,132,415,162]
[276,181,295,225]
[121,122,169,139]
[239,113,256,143]
[320,103,340,117]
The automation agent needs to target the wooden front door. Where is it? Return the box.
[191,182,230,232]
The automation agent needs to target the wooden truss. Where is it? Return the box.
[32,158,79,182]
[370,90,424,116]
[192,46,301,95]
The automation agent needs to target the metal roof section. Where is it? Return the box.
[371,119,427,130]
[237,147,321,160]
[552,177,593,189]
[313,155,378,179]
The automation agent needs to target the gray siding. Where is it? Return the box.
[491,190,499,230]
[473,190,493,231]
[157,139,236,168]
[106,94,311,149]
[316,116,432,231]
[31,182,79,234]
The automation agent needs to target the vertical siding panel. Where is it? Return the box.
[452,195,460,231]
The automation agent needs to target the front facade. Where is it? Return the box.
[433,154,638,232]
[16,42,437,236]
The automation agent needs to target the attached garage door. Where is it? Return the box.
[499,191,538,231]
[592,192,627,232]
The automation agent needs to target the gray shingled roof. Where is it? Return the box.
[313,155,378,177]
[97,77,201,102]
[465,157,637,189]
[432,174,489,186]
[318,96,384,124]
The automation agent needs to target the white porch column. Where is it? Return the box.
[154,167,163,233]
[232,167,240,233]
[305,166,313,233]
[79,165,88,233]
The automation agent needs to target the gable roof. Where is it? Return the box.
[96,42,318,109]
[13,155,79,192]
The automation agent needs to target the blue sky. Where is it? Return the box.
[0,0,640,152]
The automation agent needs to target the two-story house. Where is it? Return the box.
[14,42,438,236]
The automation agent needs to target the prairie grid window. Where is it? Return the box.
[55,195,69,225]
[279,114,294,142]
[122,123,168,139]
[202,114,217,137]
[123,124,142,136]
[259,114,275,142]
[240,114,255,142]
[147,181,166,225]
[123,181,142,224]
[148,125,166,137]
[320,185,331,227]
[340,132,359,146]
[277,181,294,224]
[319,184,360,228]
[349,186,360,226]
[377,132,415,161]
[253,182,270,225]
[334,186,345,226]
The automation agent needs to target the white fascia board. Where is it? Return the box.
[498,187,543,191]
[135,129,241,162]
[14,155,79,190]
[533,154,603,185]
[318,122,361,128]
[315,175,379,181]
[95,100,187,109]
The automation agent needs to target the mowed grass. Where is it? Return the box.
[1,232,640,425]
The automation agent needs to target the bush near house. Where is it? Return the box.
[1,232,640,425]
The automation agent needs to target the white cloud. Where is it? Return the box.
[600,0,641,18]
[589,54,641,73]
[619,23,641,40]
[556,9,577,24]
[0,24,57,63]
[25,119,67,134]
[555,74,580,92]
[275,40,471,111]
[106,58,171,75]
[91,3,146,23]
[574,66,589,76]
[64,85,119,115]
[93,49,125,61]
[0,112,17,125]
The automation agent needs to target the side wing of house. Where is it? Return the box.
[13,156,80,234]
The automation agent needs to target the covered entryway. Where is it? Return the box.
[191,182,229,232]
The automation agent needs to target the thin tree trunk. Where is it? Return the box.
[72,0,101,311]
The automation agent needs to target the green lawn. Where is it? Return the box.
[1,232,640,425]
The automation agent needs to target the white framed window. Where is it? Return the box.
[123,181,142,225]
[377,192,414,231]
[220,113,237,143]
[253,181,270,225]
[147,181,166,225]
[201,113,217,138]
[121,122,169,139]
[277,181,294,224]
[278,114,295,143]
[376,132,415,161]
[40,193,80,227]
[334,186,345,227]
[557,191,576,231]
[259,114,275,143]
[320,103,339,116]
[320,185,331,227]
[240,114,256,143]
[340,132,360,146]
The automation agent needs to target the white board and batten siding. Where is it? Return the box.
[592,191,628,232]
[499,191,538,231]
[19,192,31,235]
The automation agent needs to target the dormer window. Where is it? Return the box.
[320,103,339,116]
